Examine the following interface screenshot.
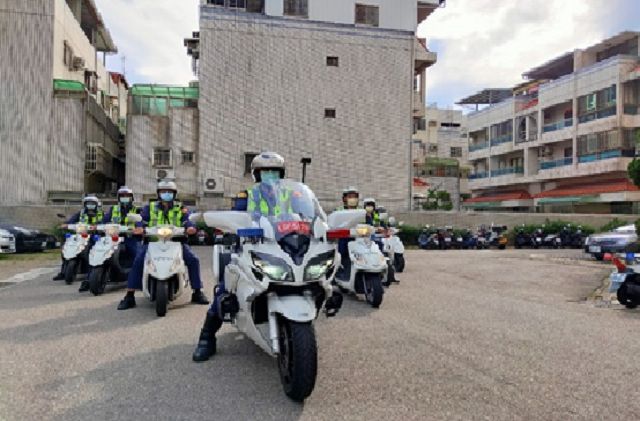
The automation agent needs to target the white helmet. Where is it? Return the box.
[251,152,286,182]
[117,186,133,198]
[156,180,177,193]
[363,198,376,208]
[82,194,101,210]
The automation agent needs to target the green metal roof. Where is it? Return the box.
[536,196,599,204]
[424,157,460,167]
[130,84,199,99]
[53,79,85,92]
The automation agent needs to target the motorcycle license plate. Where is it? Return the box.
[277,221,310,235]
[41,242,47,248]
[445,238,451,242]
[589,246,601,253]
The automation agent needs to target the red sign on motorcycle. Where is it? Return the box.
[277,221,311,235]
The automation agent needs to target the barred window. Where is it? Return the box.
[355,4,379,27]
[153,148,172,168]
[450,147,462,158]
[284,0,308,17]
[182,150,195,164]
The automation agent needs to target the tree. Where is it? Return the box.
[627,129,640,186]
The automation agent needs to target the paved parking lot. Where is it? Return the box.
[1,248,639,420]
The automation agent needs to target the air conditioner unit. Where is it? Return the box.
[203,177,224,194]
[543,146,553,156]
[156,169,175,180]
[72,56,85,71]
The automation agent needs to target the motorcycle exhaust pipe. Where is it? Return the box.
[267,304,280,354]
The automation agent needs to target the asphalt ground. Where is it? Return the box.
[1,248,638,421]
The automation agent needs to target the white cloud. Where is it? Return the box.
[418,0,613,108]
[95,0,199,85]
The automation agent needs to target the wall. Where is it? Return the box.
[0,205,80,231]
[52,0,97,83]
[48,97,86,194]
[394,211,638,231]
[0,0,55,205]
[198,8,413,209]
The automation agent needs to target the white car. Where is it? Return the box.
[585,224,638,260]
[0,229,16,254]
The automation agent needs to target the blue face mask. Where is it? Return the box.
[160,192,174,202]
[119,197,131,205]
[261,170,280,184]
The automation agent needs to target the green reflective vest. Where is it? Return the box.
[247,187,292,217]
[149,201,183,227]
[110,205,138,226]
[79,209,103,224]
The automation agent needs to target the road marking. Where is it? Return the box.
[0,266,57,286]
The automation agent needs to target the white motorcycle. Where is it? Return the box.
[61,223,93,284]
[87,224,135,295]
[385,217,405,273]
[128,214,190,317]
[200,180,359,402]
[334,223,388,308]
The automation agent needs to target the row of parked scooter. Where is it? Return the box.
[513,224,586,249]
[417,225,509,250]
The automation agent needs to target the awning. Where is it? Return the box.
[536,196,599,204]
[534,179,638,199]
[464,191,532,204]
[53,79,85,92]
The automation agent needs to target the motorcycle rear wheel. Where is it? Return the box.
[277,320,317,402]
[617,283,637,309]
[89,267,107,296]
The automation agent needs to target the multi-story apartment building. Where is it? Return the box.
[462,32,640,214]
[0,0,128,206]
[412,106,470,210]
[148,0,443,210]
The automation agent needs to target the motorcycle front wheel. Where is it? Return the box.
[64,259,78,285]
[88,267,107,296]
[363,272,384,308]
[277,320,317,402]
[155,280,168,317]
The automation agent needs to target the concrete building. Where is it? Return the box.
[0,0,127,206]
[462,32,640,214]
[411,106,470,210]
[156,0,443,210]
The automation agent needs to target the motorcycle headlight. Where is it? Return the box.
[305,251,335,280]
[251,252,293,282]
[157,227,173,238]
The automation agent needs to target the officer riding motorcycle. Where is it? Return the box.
[335,187,360,279]
[116,180,209,310]
[193,152,290,362]
[78,187,141,292]
[53,195,104,281]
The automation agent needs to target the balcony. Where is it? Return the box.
[468,172,489,180]
[469,141,489,152]
[490,134,512,147]
[543,118,573,133]
[540,157,573,170]
[578,149,635,163]
[624,104,639,115]
[491,167,524,177]
[578,104,616,123]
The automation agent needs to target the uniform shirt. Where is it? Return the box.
[136,201,194,228]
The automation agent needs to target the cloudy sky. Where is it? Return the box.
[96,0,639,109]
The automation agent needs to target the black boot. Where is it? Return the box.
[78,281,90,292]
[117,291,136,310]
[191,289,210,305]
[192,313,223,362]
[52,273,64,281]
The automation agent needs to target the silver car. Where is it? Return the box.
[0,228,16,254]
[585,224,638,260]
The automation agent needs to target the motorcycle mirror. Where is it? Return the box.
[398,221,404,226]
[189,213,202,224]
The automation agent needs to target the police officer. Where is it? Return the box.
[53,195,104,281]
[337,186,360,211]
[363,197,382,227]
[192,152,287,362]
[335,187,360,280]
[117,180,209,310]
[79,187,141,292]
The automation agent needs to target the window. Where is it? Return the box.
[355,4,379,27]
[153,148,172,168]
[428,144,438,154]
[284,0,308,17]
[324,108,336,118]
[182,150,195,164]
[63,41,74,70]
[428,120,437,127]
[450,147,462,158]
[244,152,258,175]
[326,56,339,67]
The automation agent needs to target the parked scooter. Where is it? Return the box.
[532,227,545,249]
[61,223,94,284]
[488,224,508,250]
[461,229,477,249]
[200,180,353,401]
[441,226,454,250]
[514,225,532,249]
[571,225,586,249]
[543,232,563,249]
[475,226,489,250]
[128,214,191,317]
[87,223,136,295]
[418,226,439,250]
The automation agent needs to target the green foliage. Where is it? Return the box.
[396,225,422,246]
[599,218,629,233]
[628,159,640,187]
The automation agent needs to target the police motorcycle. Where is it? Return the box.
[61,222,95,285]
[199,180,354,402]
[87,223,135,295]
[385,217,405,273]
[127,214,190,317]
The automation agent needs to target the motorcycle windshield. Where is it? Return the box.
[247,179,326,242]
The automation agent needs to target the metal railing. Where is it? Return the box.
[468,172,489,180]
[540,157,573,170]
[469,141,489,152]
[490,134,513,146]
[490,167,524,177]
[578,149,635,163]
[542,118,573,133]
[624,104,639,115]
[578,105,616,123]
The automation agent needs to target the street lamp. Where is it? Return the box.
[300,157,312,183]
